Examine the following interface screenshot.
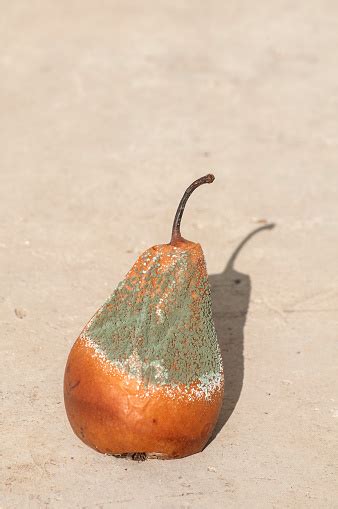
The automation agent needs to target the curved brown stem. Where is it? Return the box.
[170,174,215,245]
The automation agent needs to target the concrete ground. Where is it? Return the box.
[1,1,337,508]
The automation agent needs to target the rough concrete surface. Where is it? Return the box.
[1,1,337,508]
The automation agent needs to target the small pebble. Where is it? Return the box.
[14,308,27,319]
[208,466,216,472]
[252,217,268,224]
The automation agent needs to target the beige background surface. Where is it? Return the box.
[1,1,337,508]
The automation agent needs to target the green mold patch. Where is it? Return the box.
[85,243,222,389]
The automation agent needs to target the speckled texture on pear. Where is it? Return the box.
[85,243,222,390]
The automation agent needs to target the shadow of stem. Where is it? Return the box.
[208,223,275,443]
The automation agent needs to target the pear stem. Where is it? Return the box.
[170,174,215,245]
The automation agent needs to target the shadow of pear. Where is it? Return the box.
[208,223,275,441]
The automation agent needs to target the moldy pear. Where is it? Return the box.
[64,174,224,459]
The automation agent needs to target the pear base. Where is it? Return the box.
[112,452,168,461]
[64,338,224,460]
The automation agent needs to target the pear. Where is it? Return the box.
[64,174,224,459]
